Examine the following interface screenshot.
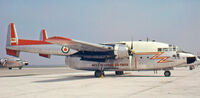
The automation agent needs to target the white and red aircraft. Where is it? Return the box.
[5,23,198,77]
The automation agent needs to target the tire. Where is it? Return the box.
[164,71,171,77]
[115,71,124,75]
[19,67,22,70]
[95,70,104,77]
[8,67,12,70]
[189,66,194,70]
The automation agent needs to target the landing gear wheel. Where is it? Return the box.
[95,70,104,77]
[115,71,124,75]
[189,66,194,70]
[164,71,171,77]
[19,67,22,70]
[8,67,12,70]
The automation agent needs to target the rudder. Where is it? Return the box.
[40,29,48,41]
[6,23,20,57]
[6,23,18,46]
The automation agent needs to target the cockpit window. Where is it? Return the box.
[198,56,200,59]
[158,47,178,52]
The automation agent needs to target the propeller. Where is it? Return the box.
[0,59,7,66]
[128,40,135,70]
[128,39,134,55]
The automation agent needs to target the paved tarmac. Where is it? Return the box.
[0,67,200,98]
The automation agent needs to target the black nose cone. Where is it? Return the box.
[187,57,196,64]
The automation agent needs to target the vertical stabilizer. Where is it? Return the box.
[40,29,48,41]
[6,23,18,46]
[6,23,20,57]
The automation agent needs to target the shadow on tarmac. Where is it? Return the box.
[34,74,168,83]
[0,74,38,77]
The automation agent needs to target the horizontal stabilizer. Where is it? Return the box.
[6,48,20,57]
[39,54,51,58]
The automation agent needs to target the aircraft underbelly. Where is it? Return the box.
[65,56,186,71]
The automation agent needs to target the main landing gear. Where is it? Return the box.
[115,71,124,75]
[189,65,195,70]
[164,71,171,77]
[95,70,104,77]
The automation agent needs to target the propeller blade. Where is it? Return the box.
[129,55,132,70]
[128,40,134,55]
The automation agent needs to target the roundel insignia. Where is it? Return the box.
[61,46,70,54]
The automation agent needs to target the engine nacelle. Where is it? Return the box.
[114,44,129,59]
[0,58,7,66]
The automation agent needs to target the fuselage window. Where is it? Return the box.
[163,48,168,51]
[158,48,162,52]
[173,55,176,59]
[169,48,173,51]
[173,48,176,51]
[177,54,180,59]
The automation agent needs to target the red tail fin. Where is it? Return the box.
[40,29,48,41]
[7,23,18,46]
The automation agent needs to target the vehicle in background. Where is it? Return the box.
[0,57,28,70]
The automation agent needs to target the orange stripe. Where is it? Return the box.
[42,29,47,40]
[10,23,16,39]
[135,52,172,63]
[10,23,17,46]
[135,52,163,55]
[134,56,137,69]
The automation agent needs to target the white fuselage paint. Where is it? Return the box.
[65,51,187,71]
[65,41,195,71]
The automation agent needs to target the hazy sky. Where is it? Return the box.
[0,0,200,65]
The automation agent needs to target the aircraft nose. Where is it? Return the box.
[25,63,28,65]
[187,57,196,64]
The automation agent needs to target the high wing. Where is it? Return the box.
[46,36,113,52]
[5,23,115,59]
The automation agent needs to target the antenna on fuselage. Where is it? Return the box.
[147,37,150,42]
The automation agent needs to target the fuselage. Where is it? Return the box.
[5,23,197,77]
[65,41,195,71]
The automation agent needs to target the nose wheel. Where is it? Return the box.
[164,71,171,77]
[95,70,104,77]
